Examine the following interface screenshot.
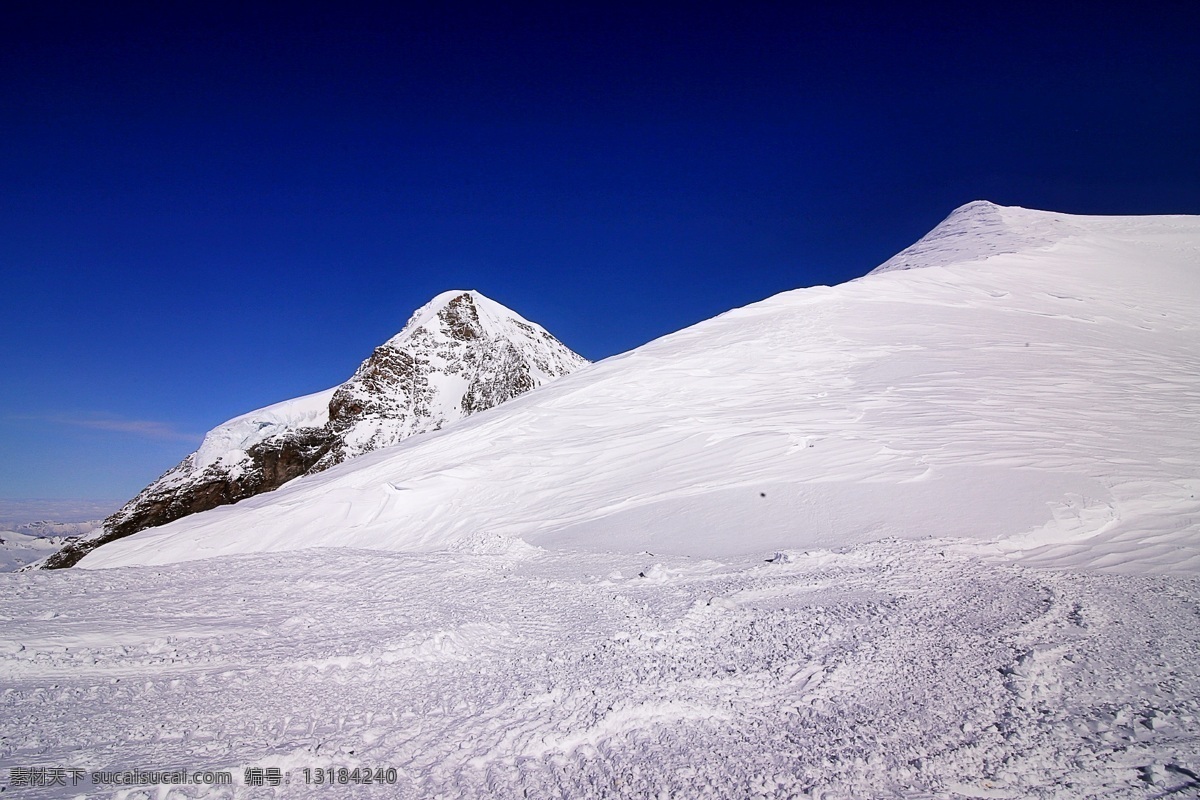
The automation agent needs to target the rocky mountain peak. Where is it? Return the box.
[40,290,587,569]
[324,290,585,466]
[439,292,483,341]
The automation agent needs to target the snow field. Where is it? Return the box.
[3,539,1198,798]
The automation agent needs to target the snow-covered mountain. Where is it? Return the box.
[12,203,1200,799]
[0,530,83,571]
[44,290,587,568]
[78,202,1200,575]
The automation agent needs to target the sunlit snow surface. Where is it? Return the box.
[4,544,1199,798]
[4,203,1200,798]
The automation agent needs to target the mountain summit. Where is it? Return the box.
[869,200,1082,275]
[43,290,587,568]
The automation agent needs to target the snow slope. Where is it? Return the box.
[81,203,1200,575]
[188,389,337,474]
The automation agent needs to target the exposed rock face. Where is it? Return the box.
[42,291,587,569]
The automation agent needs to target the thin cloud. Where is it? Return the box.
[14,414,201,443]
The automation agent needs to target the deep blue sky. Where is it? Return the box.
[2,1,1197,502]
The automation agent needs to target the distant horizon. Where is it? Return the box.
[0,498,124,525]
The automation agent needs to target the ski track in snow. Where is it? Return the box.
[3,541,1199,799]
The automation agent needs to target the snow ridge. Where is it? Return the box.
[869,200,1074,274]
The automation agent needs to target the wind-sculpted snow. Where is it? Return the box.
[41,291,586,568]
[3,543,1198,797]
[868,201,1071,274]
[81,204,1200,576]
